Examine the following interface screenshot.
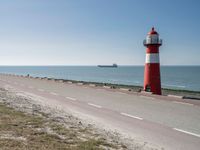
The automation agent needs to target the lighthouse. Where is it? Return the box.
[143,27,162,95]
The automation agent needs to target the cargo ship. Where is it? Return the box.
[97,63,118,68]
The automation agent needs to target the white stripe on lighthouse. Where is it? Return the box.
[145,53,160,63]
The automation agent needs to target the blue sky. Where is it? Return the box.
[0,0,199,65]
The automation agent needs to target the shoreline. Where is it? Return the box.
[2,73,200,99]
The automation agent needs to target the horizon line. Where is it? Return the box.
[0,65,199,67]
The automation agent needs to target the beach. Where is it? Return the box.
[0,73,200,149]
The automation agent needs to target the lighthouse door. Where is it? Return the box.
[145,85,151,92]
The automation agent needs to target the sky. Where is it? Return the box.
[0,0,200,66]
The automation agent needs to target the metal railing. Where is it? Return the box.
[143,39,162,46]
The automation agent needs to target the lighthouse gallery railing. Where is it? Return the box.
[143,39,162,46]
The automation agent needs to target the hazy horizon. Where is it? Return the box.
[0,65,199,67]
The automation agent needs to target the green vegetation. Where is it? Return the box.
[0,103,117,150]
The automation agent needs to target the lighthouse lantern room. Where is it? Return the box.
[143,27,162,95]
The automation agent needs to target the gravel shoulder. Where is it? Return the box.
[0,87,156,150]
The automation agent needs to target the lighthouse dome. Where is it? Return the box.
[148,27,158,35]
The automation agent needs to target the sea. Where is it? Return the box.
[0,66,199,92]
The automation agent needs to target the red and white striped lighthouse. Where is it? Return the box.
[143,27,162,95]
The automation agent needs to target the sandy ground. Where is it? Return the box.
[0,86,159,150]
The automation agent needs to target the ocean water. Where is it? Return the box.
[0,66,199,92]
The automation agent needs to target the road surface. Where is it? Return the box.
[0,74,200,150]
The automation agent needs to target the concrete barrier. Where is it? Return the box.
[120,88,129,91]
[141,91,153,94]
[58,80,64,83]
[168,94,183,99]
[89,84,96,87]
[103,86,110,89]
[77,83,83,85]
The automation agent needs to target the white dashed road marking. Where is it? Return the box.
[88,103,102,108]
[173,128,200,138]
[120,112,143,120]
[50,92,58,96]
[65,97,77,101]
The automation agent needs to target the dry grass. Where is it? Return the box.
[0,103,118,150]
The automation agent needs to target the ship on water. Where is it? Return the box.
[97,63,118,68]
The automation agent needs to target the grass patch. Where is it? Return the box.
[0,103,118,150]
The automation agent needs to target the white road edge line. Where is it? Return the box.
[49,92,58,96]
[120,112,143,120]
[140,96,155,100]
[173,128,200,138]
[172,101,194,106]
[88,103,102,108]
[65,97,77,101]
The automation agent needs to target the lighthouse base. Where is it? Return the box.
[144,63,161,95]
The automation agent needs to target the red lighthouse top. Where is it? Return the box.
[148,27,158,35]
[143,27,162,46]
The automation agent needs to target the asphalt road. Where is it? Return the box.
[0,74,200,150]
